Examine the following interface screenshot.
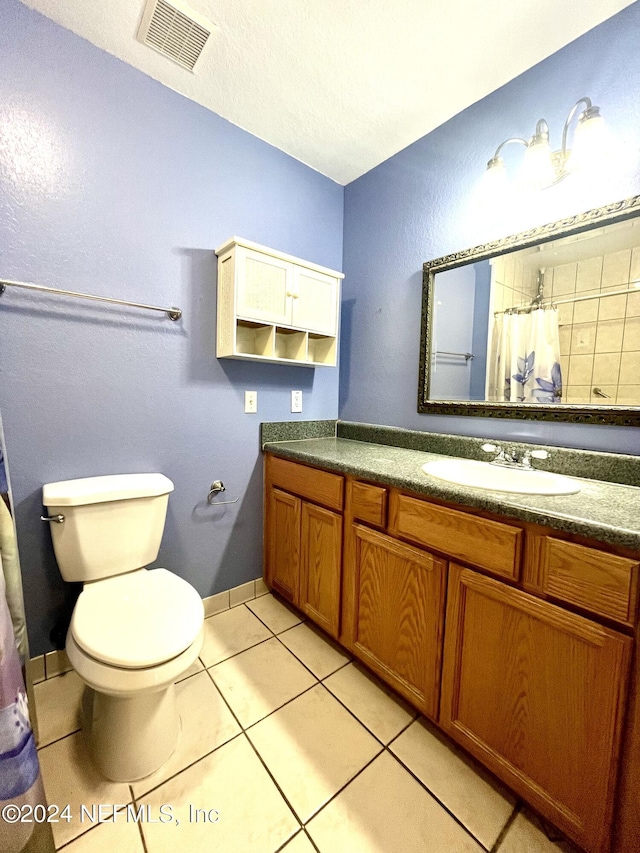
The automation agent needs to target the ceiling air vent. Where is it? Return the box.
[138,0,216,72]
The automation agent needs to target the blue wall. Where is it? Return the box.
[4,0,640,657]
[340,1,640,454]
[0,0,343,655]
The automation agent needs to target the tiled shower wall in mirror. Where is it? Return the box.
[555,244,640,405]
[490,219,640,405]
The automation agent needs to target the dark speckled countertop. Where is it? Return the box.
[262,435,640,551]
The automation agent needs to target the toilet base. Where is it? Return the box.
[83,684,180,782]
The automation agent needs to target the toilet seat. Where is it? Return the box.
[70,568,204,669]
[66,628,203,697]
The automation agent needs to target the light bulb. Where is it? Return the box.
[566,107,608,174]
[481,156,508,196]
[519,136,555,191]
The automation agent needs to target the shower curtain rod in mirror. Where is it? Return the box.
[494,284,639,315]
[0,278,182,321]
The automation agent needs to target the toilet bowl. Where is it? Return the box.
[42,474,205,782]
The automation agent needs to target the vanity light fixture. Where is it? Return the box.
[484,97,607,192]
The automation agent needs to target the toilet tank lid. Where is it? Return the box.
[43,473,174,507]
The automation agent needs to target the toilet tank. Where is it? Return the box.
[42,473,174,583]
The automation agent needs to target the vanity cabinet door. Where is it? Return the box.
[345,524,446,719]
[265,487,301,604]
[300,502,342,638]
[441,563,632,853]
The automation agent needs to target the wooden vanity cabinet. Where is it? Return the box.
[441,563,632,853]
[264,455,343,638]
[524,532,640,628]
[342,523,446,718]
[388,490,522,581]
[264,456,639,853]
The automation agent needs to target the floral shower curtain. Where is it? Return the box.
[0,432,54,852]
[488,307,562,403]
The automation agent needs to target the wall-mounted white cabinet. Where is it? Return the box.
[216,237,343,366]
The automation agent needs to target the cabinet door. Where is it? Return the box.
[300,502,342,638]
[236,248,293,324]
[266,487,301,604]
[347,524,446,718]
[291,267,338,335]
[441,563,632,853]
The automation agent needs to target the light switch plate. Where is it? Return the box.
[245,391,257,413]
[291,390,302,413]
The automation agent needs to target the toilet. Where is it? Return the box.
[42,473,204,782]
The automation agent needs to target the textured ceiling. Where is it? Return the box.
[19,0,637,185]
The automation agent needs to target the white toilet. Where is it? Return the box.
[42,473,204,782]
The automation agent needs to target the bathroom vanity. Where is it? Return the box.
[262,427,640,853]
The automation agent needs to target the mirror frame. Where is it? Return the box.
[418,194,640,426]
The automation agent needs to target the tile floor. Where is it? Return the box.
[34,593,581,853]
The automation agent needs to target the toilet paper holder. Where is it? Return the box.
[207,480,239,506]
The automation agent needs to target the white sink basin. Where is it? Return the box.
[421,458,580,496]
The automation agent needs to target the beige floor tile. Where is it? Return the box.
[140,734,298,853]
[199,605,271,667]
[246,594,303,633]
[177,656,205,682]
[38,731,131,847]
[306,751,483,853]
[280,831,317,853]
[324,662,415,744]
[61,818,145,853]
[248,684,381,822]
[210,638,316,728]
[34,669,85,747]
[497,810,580,852]
[278,622,350,679]
[390,718,516,848]
[131,671,241,798]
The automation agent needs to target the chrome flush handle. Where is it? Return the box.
[41,514,65,523]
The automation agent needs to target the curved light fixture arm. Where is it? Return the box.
[487,137,529,171]
[561,96,593,159]
[491,136,528,161]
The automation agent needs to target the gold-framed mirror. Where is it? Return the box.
[418,195,640,425]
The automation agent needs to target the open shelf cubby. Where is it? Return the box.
[275,327,307,362]
[308,334,337,365]
[235,321,275,357]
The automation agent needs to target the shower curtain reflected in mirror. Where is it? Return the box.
[0,413,54,853]
[488,306,563,403]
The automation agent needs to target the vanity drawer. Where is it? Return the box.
[267,455,344,511]
[537,537,639,626]
[389,492,522,581]
[351,481,387,528]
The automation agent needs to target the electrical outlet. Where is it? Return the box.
[291,390,303,413]
[244,391,257,413]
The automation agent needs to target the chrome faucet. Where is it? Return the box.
[481,443,549,469]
